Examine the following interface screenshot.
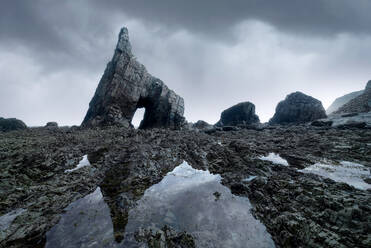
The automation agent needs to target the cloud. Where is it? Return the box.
[0,1,370,126]
[92,0,371,38]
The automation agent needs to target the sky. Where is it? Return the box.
[1,0,370,126]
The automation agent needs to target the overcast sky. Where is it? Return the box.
[1,0,370,126]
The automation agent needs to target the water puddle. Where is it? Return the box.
[0,208,26,232]
[65,155,91,173]
[259,153,289,166]
[299,161,371,190]
[46,161,275,247]
[45,187,117,247]
[122,161,275,247]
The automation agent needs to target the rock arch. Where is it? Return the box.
[82,27,185,129]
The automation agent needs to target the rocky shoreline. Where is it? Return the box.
[0,124,370,247]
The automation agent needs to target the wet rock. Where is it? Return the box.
[0,117,27,132]
[222,126,238,131]
[216,102,260,127]
[269,92,327,125]
[82,27,185,129]
[135,226,195,248]
[311,120,333,127]
[0,125,370,247]
[319,112,371,129]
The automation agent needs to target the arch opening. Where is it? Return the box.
[131,108,145,128]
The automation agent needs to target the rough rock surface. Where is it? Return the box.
[269,92,327,125]
[216,102,260,126]
[326,90,364,114]
[192,120,213,130]
[1,125,370,247]
[0,117,27,132]
[135,226,195,248]
[333,81,371,115]
[312,112,371,129]
[45,122,58,128]
[82,27,185,129]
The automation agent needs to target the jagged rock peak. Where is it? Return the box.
[269,91,327,125]
[116,27,132,55]
[216,102,260,126]
[82,27,185,129]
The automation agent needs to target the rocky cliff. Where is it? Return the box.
[327,90,364,114]
[82,27,185,129]
[333,80,371,114]
[269,92,327,125]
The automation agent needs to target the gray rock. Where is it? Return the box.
[192,120,213,130]
[82,27,185,129]
[216,102,260,127]
[269,92,327,125]
[326,90,364,115]
[45,122,58,128]
[317,112,371,129]
[0,117,27,132]
[333,80,371,115]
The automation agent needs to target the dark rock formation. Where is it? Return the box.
[45,122,58,128]
[269,92,327,125]
[333,80,371,114]
[216,102,260,126]
[0,117,27,132]
[326,90,364,114]
[192,120,213,130]
[82,27,185,129]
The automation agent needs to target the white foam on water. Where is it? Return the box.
[259,153,289,166]
[0,208,26,232]
[299,161,371,190]
[65,155,91,173]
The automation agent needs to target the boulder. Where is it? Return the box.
[192,120,213,130]
[45,122,58,128]
[0,117,27,132]
[216,102,260,127]
[82,27,185,129]
[269,92,327,125]
[333,80,371,115]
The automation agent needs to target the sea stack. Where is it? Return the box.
[216,102,260,126]
[269,92,327,125]
[82,27,185,129]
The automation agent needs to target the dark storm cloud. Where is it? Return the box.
[0,1,370,126]
[2,0,371,51]
[92,0,371,37]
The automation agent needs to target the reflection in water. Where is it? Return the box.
[123,162,275,247]
[65,155,91,173]
[46,162,275,247]
[299,161,371,190]
[45,187,117,248]
[0,208,26,232]
[259,153,289,166]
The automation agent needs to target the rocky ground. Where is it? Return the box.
[0,125,370,248]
